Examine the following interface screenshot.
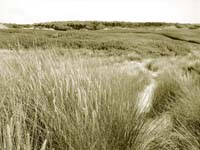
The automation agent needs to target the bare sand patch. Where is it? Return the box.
[0,24,8,29]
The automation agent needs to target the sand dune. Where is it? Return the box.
[0,24,8,29]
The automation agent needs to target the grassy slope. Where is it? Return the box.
[0,27,200,58]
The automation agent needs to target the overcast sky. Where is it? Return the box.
[0,0,199,24]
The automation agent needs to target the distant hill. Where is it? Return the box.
[3,21,200,31]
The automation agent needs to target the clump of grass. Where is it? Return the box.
[171,75,200,145]
[126,53,142,62]
[146,66,200,149]
[147,70,183,117]
[145,60,159,72]
[0,50,151,150]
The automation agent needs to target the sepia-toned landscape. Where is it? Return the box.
[0,22,200,149]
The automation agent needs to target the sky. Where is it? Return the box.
[0,0,200,24]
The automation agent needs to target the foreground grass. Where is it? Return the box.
[0,51,151,150]
[146,52,200,149]
[0,50,200,149]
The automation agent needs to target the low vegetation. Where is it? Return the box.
[0,24,200,58]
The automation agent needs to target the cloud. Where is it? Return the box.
[0,0,199,24]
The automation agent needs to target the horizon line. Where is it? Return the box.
[1,20,200,25]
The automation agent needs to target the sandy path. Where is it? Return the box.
[137,78,157,114]
[113,59,159,114]
[136,60,159,114]
[117,59,159,114]
[118,60,174,148]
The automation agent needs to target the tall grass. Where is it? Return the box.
[0,51,150,150]
[1,50,200,149]
[147,61,200,149]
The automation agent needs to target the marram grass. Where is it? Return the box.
[0,50,200,150]
[0,51,149,150]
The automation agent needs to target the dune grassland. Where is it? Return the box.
[0,22,200,150]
